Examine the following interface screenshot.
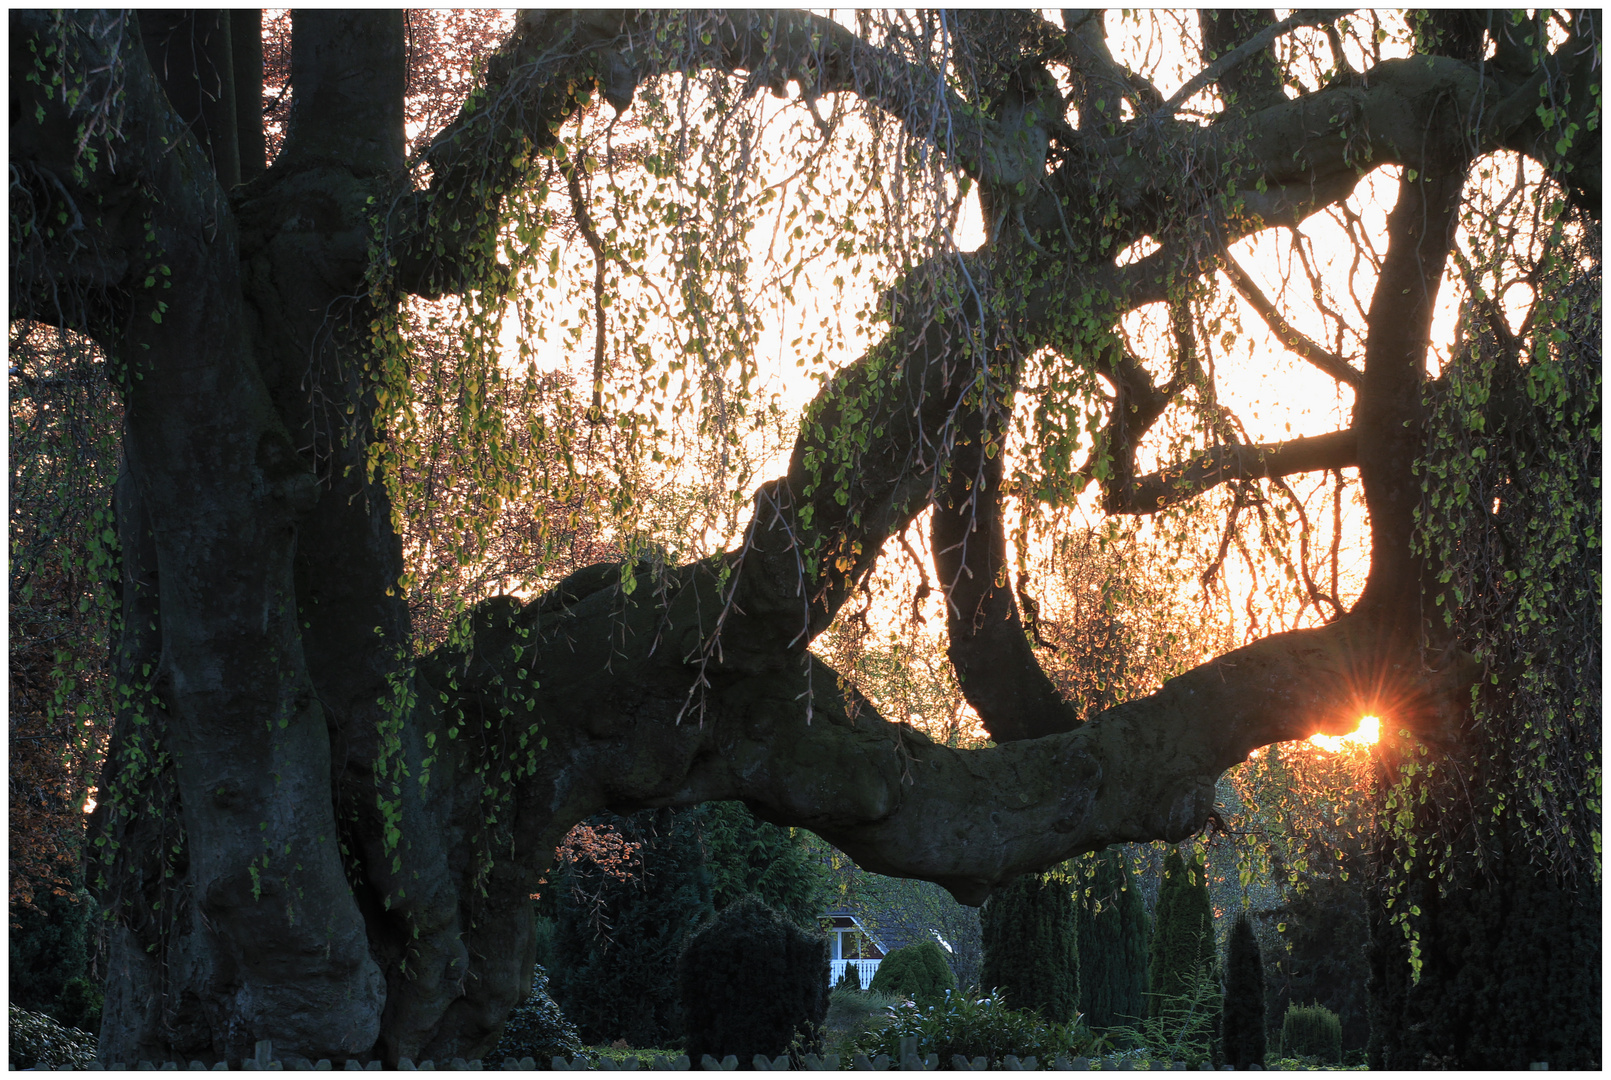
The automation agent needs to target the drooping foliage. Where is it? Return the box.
[679,896,829,1062]
[1366,849,1601,1070]
[980,873,1079,1025]
[8,324,117,925]
[1146,851,1215,1021]
[1365,208,1602,1070]
[866,939,956,1009]
[551,809,713,1047]
[8,5,1601,1069]
[1074,848,1150,1029]
[1219,912,1266,1070]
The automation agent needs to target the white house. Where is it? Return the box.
[822,909,884,988]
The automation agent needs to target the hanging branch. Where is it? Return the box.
[565,164,609,422]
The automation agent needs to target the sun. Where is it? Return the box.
[1308,715,1381,752]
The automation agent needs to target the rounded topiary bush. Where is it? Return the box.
[1281,1002,1342,1064]
[867,939,956,1007]
[679,896,829,1062]
[489,966,584,1064]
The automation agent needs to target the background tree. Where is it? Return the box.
[980,873,1080,1024]
[9,884,102,1037]
[1261,869,1369,1056]
[9,8,1598,1067]
[1219,912,1266,1070]
[1074,849,1149,1030]
[1147,851,1215,1022]
[551,809,712,1048]
[696,801,832,929]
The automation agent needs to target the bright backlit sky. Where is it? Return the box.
[467,12,1553,752]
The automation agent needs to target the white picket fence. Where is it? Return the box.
[830,958,880,987]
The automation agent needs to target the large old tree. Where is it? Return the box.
[11,8,1599,1067]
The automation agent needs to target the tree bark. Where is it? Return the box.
[8,7,1596,1066]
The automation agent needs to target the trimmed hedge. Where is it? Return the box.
[853,989,1089,1067]
[680,896,829,1061]
[868,939,956,1007]
[1281,1002,1342,1064]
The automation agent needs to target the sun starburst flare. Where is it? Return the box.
[1309,715,1381,752]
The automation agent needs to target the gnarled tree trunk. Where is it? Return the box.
[10,8,1597,1066]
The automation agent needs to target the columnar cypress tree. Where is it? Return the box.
[1146,850,1215,1020]
[552,808,714,1047]
[1219,912,1266,1069]
[1075,849,1149,1028]
[980,872,1079,1024]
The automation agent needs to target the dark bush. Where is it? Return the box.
[853,990,1093,1067]
[10,887,99,1034]
[489,966,584,1064]
[836,963,863,991]
[980,873,1079,1024]
[552,808,713,1047]
[1219,912,1266,1070]
[1075,849,1149,1030]
[679,896,829,1062]
[1281,1002,1342,1064]
[868,939,956,1007]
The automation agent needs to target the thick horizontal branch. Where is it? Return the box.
[1104,428,1359,515]
[395,10,1052,297]
[452,557,1474,909]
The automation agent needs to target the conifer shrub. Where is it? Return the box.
[1075,849,1150,1029]
[696,801,832,928]
[489,966,584,1064]
[836,962,863,991]
[980,873,1079,1024]
[1219,912,1266,1070]
[1147,851,1215,1022]
[679,896,829,1061]
[1281,1003,1342,1064]
[867,939,956,1007]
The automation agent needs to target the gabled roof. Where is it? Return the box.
[823,904,944,956]
[822,908,890,953]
